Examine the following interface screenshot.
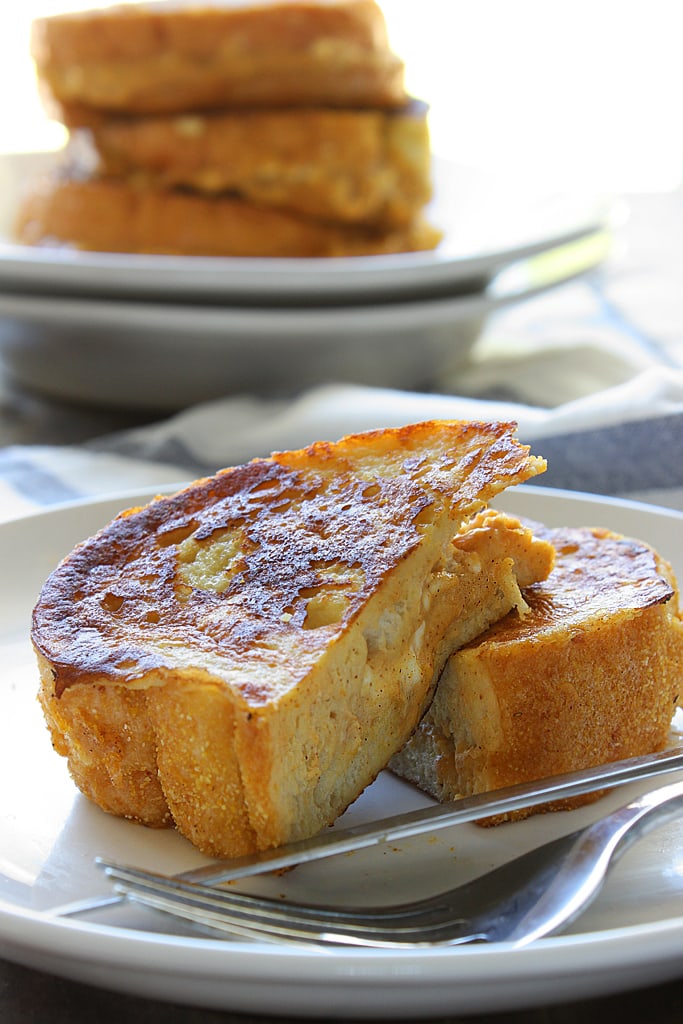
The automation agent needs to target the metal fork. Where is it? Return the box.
[99,776,683,948]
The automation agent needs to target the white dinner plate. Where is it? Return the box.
[1,484,683,1017]
[0,152,613,303]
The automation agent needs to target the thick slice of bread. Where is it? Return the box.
[33,421,547,857]
[31,0,407,122]
[13,166,441,257]
[80,101,432,227]
[391,522,683,819]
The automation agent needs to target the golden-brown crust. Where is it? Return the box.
[31,0,407,119]
[79,102,431,226]
[33,422,545,696]
[13,167,441,257]
[33,421,546,856]
[391,522,683,819]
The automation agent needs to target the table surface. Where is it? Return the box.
[1,957,683,1024]
[1,190,683,1022]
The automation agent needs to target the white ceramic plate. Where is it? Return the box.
[1,484,683,1017]
[0,227,611,410]
[0,152,613,303]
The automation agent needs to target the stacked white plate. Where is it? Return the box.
[0,154,614,410]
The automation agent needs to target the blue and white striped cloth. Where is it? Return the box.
[1,365,683,523]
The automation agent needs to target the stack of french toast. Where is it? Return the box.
[15,0,442,257]
[32,420,683,858]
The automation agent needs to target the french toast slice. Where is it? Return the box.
[391,522,683,818]
[30,0,407,122]
[13,167,441,258]
[32,421,547,857]
[79,101,432,227]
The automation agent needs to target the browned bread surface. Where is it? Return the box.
[31,0,407,121]
[13,166,441,257]
[80,102,431,226]
[390,522,683,818]
[33,421,547,857]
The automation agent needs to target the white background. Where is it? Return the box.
[1,0,683,192]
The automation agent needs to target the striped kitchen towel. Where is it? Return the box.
[1,365,682,522]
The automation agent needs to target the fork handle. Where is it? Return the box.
[581,776,683,867]
[507,777,683,947]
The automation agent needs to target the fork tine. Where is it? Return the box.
[100,862,479,947]
[120,886,477,948]
[100,861,461,928]
[124,887,361,946]
[100,862,395,924]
